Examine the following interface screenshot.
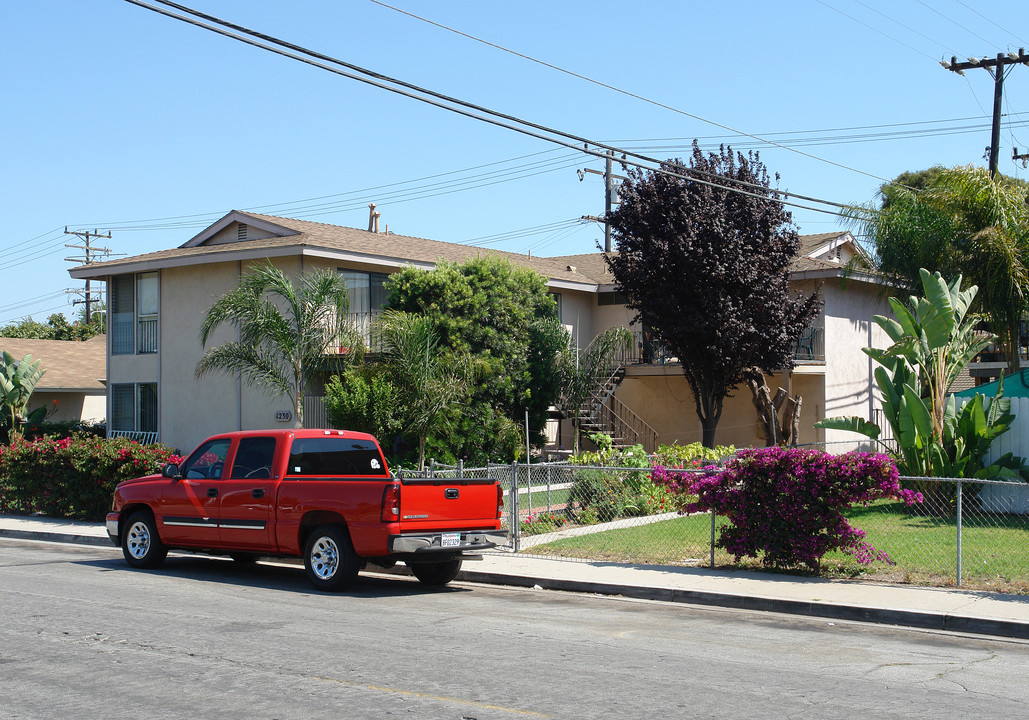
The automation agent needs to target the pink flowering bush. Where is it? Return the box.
[521,511,567,536]
[651,447,922,571]
[0,435,181,520]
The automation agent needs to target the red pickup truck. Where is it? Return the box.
[106,429,507,591]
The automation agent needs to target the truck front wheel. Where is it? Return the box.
[409,558,463,586]
[122,511,167,569]
[303,525,360,592]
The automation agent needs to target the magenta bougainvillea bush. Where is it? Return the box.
[651,447,922,570]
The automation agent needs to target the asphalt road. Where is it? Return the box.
[2,539,1028,720]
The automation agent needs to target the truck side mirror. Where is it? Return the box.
[161,463,181,479]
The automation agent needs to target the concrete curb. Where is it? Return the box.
[443,567,1029,641]
[0,527,113,548]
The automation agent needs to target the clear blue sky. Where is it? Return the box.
[3,0,1028,325]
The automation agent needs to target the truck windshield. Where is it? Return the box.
[287,438,388,477]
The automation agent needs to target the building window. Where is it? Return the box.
[550,292,562,322]
[112,383,158,433]
[110,272,159,355]
[110,276,134,355]
[598,291,628,306]
[137,272,159,353]
[339,269,388,346]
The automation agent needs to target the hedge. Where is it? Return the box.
[0,435,181,520]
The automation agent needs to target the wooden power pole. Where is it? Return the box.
[942,49,1029,178]
[64,228,112,324]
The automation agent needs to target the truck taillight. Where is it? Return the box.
[381,483,401,522]
[497,483,504,519]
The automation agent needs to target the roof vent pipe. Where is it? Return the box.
[368,203,380,233]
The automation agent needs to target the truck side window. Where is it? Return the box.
[181,439,231,479]
[230,437,277,479]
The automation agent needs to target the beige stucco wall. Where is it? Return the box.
[821,278,890,447]
[159,262,242,453]
[28,391,105,424]
[552,288,595,349]
[611,368,826,450]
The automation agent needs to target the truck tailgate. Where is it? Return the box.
[398,477,499,527]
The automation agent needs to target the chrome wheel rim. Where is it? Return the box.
[310,536,339,580]
[127,521,151,559]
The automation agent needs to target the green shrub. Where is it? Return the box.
[0,435,181,520]
[654,442,736,467]
[568,468,670,523]
[521,511,566,536]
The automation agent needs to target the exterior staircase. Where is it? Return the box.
[576,358,658,455]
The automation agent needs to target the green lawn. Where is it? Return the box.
[524,501,1029,593]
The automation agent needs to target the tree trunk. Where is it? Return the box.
[697,391,723,449]
[747,370,803,446]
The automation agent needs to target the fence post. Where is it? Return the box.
[547,465,552,513]
[710,511,716,569]
[457,459,463,479]
[429,459,435,478]
[956,478,963,587]
[511,461,520,553]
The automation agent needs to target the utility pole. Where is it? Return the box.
[1014,147,1029,169]
[64,228,112,325]
[942,49,1029,178]
[579,149,627,252]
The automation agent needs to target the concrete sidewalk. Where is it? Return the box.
[3,513,1028,640]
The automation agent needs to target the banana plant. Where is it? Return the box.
[816,269,1027,480]
[1,351,47,443]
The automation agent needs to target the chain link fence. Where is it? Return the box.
[424,459,1029,591]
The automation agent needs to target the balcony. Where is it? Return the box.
[620,327,824,367]
[323,311,383,356]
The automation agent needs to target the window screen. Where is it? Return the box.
[111,384,135,432]
[110,275,134,355]
[288,438,387,477]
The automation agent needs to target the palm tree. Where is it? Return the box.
[376,310,470,470]
[861,165,1029,376]
[195,263,360,427]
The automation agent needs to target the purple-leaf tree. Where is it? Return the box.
[606,142,820,448]
[652,447,923,570]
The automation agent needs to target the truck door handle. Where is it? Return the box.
[207,488,219,498]
[252,489,265,499]
[445,488,459,499]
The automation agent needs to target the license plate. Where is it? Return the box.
[441,533,461,548]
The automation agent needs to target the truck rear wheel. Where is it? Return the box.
[410,558,463,586]
[303,525,360,592]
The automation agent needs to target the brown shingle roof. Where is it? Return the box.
[797,231,850,256]
[72,211,605,285]
[68,211,866,287]
[0,336,106,391]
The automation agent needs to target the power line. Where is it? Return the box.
[915,0,996,49]
[848,0,958,56]
[954,0,1027,47]
[813,0,937,60]
[368,0,898,186]
[124,0,864,217]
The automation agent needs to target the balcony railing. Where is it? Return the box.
[618,327,825,366]
[793,326,824,362]
[137,315,158,354]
